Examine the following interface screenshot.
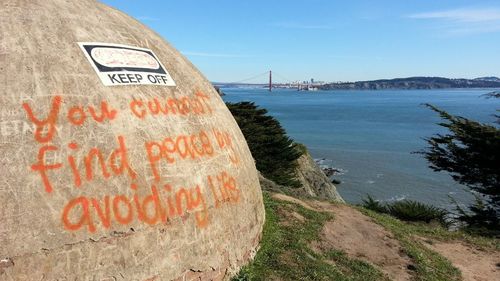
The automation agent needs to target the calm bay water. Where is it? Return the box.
[222,88,500,209]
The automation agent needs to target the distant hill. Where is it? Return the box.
[474,76,500,82]
[320,76,500,90]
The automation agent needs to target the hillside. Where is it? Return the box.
[234,190,500,281]
[320,77,500,90]
[226,100,500,280]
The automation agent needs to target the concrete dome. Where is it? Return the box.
[0,0,264,280]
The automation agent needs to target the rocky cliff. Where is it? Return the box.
[295,150,344,202]
[258,150,344,203]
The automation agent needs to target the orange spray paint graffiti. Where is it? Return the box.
[60,171,238,233]
[30,135,137,193]
[22,93,245,234]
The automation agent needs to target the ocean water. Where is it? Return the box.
[222,88,500,210]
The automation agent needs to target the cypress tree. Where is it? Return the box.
[420,103,500,233]
[226,102,302,187]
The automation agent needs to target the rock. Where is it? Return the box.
[258,172,304,199]
[258,172,285,192]
[258,151,344,203]
[295,150,344,202]
[331,178,342,185]
[0,1,264,280]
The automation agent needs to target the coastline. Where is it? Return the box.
[222,88,498,210]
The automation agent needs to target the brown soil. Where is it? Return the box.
[421,239,500,281]
[313,204,413,281]
[272,193,318,211]
[272,193,413,280]
[271,193,500,281]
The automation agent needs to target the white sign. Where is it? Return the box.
[78,42,176,86]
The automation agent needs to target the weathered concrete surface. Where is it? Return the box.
[0,0,264,280]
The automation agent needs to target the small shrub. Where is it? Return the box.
[387,200,448,225]
[453,194,500,237]
[361,195,388,214]
[362,195,449,226]
[294,143,308,154]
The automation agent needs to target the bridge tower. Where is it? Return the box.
[269,70,272,92]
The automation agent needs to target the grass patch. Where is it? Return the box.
[235,193,499,280]
[324,250,389,280]
[359,208,470,281]
[359,206,499,251]
[233,193,388,280]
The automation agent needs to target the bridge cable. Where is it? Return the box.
[230,71,270,84]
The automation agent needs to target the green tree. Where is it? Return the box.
[226,102,302,187]
[420,103,500,233]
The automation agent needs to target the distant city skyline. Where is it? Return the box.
[102,0,500,83]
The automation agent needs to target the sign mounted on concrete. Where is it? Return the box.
[78,42,176,86]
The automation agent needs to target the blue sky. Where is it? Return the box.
[101,0,500,83]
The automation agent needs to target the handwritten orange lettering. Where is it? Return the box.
[84,148,111,181]
[22,95,61,143]
[61,180,213,232]
[31,145,62,193]
[91,196,111,229]
[62,197,96,233]
[88,101,118,122]
[113,195,134,225]
[67,106,86,125]
[109,136,137,179]
[130,99,146,119]
[209,171,240,207]
[145,131,214,181]
[212,129,239,164]
[128,91,213,120]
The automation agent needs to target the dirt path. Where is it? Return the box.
[271,193,500,281]
[421,239,500,281]
[272,194,413,280]
[312,203,413,281]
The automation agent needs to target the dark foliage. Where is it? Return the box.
[387,200,448,224]
[420,103,500,233]
[362,195,448,225]
[226,102,302,187]
[361,195,388,213]
[453,194,500,236]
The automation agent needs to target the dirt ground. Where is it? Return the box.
[421,239,500,281]
[272,193,413,280]
[311,201,413,281]
[271,193,500,281]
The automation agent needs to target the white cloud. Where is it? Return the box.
[409,8,500,23]
[181,51,249,58]
[408,7,500,35]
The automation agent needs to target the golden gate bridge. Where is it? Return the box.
[214,71,319,92]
